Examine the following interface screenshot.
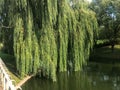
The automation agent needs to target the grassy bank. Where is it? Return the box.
[0,51,21,84]
[90,45,120,63]
[88,45,120,74]
[1,45,120,85]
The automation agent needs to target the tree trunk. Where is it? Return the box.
[111,44,114,53]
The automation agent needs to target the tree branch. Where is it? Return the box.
[0,22,13,29]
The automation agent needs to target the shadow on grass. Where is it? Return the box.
[90,45,120,63]
[0,52,15,71]
[0,52,21,83]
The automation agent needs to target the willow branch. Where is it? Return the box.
[0,22,13,29]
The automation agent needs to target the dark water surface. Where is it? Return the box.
[22,63,120,90]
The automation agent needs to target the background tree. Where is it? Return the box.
[0,0,14,54]
[91,0,120,51]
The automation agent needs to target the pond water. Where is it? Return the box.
[22,62,120,90]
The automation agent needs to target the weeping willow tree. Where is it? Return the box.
[0,0,14,53]
[1,0,98,81]
[0,0,4,43]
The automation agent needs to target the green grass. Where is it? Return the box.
[96,39,109,45]
[0,51,16,72]
[0,43,3,50]
[1,45,120,84]
[90,45,120,63]
[89,45,120,73]
[0,51,21,84]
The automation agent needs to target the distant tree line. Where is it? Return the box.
[90,0,120,51]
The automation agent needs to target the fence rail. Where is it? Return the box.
[0,58,21,90]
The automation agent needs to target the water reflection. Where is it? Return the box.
[22,63,120,90]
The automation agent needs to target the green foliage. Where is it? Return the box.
[91,0,120,43]
[0,0,4,13]
[1,0,98,81]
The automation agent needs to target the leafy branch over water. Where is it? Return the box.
[0,0,98,81]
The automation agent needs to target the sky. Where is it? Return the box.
[86,0,92,3]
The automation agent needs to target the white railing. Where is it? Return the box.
[0,58,22,90]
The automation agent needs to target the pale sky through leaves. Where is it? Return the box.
[86,0,92,3]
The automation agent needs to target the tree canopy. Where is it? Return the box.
[0,0,97,81]
[91,0,120,46]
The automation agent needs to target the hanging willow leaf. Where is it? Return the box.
[1,0,98,81]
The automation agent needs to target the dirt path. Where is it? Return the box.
[0,82,2,90]
[0,86,3,90]
[16,75,33,89]
[0,81,2,90]
[0,75,2,90]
